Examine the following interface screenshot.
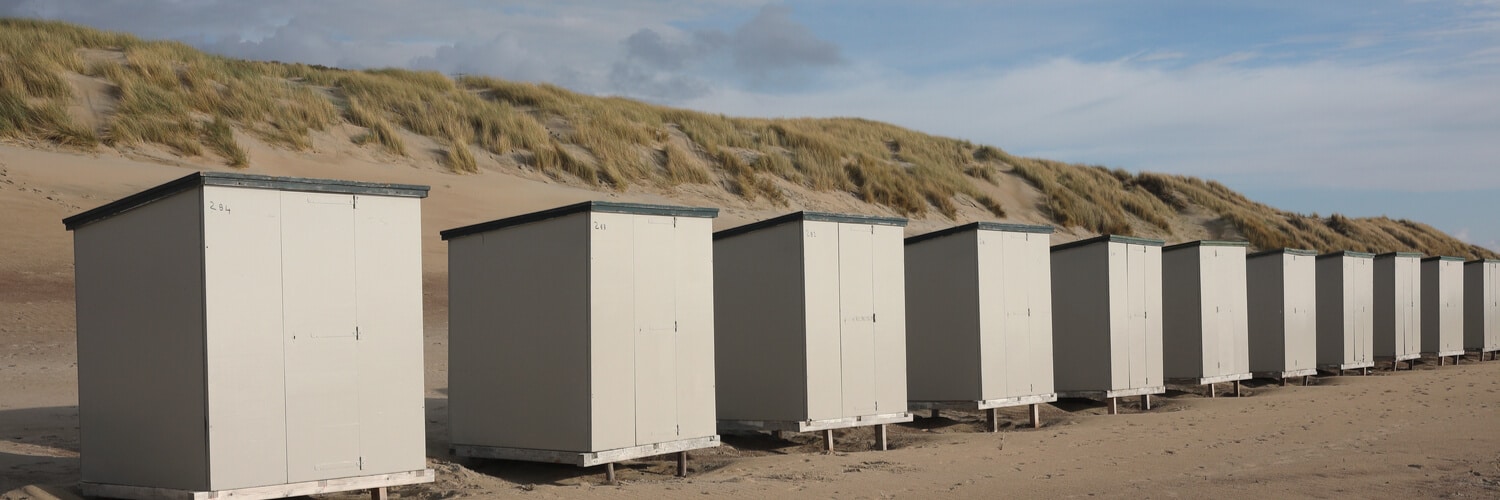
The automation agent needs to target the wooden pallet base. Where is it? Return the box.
[1057,387,1165,415]
[1318,362,1374,375]
[80,469,434,500]
[1253,368,1317,381]
[912,397,1055,431]
[718,412,914,433]
[453,435,720,468]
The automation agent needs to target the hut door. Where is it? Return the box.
[279,192,362,482]
[1215,251,1237,376]
[1348,260,1362,363]
[839,224,878,415]
[634,216,680,444]
[1490,265,1499,348]
[1405,263,1421,355]
[1001,232,1032,397]
[1125,245,1150,388]
[1443,262,1460,352]
[1355,259,1373,363]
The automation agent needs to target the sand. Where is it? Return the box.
[2,142,1499,499]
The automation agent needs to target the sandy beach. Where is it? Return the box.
[3,144,1498,499]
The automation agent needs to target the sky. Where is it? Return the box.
[5,0,1498,249]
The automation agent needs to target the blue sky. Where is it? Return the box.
[5,0,1498,249]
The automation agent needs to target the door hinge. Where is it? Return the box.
[674,321,679,332]
[355,326,361,340]
[352,195,358,209]
[358,456,364,470]
[676,424,681,435]
[872,313,877,323]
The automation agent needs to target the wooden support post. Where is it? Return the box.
[1209,383,1217,398]
[1139,395,1151,411]
[1107,397,1118,415]
[1409,359,1416,370]
[1030,403,1042,427]
[676,451,688,477]
[772,430,784,440]
[1439,356,1445,366]
[930,409,940,419]
[823,429,835,453]
[1303,375,1310,386]
[987,408,999,433]
[370,487,388,500]
[1280,377,1287,387]
[1362,367,1369,376]
[605,463,616,484]
[1233,380,1242,397]
[875,424,888,451]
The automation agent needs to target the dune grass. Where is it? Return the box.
[1,18,1493,259]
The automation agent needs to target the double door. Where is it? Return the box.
[978,232,1050,399]
[1124,244,1153,388]
[206,189,419,488]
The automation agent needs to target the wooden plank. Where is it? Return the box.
[80,470,434,500]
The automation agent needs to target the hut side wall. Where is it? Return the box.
[714,222,809,422]
[1467,262,1500,352]
[1246,255,1286,373]
[1051,243,1113,392]
[905,232,981,402]
[1161,248,1204,379]
[74,189,208,491]
[448,212,592,453]
[1420,259,1464,355]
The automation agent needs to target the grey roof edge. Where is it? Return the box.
[1163,240,1251,251]
[714,211,908,241]
[1420,255,1465,262]
[1050,234,1166,252]
[1466,259,1500,265]
[1316,250,1377,259]
[1248,248,1318,258]
[440,200,719,240]
[1375,252,1425,259]
[63,171,430,230]
[905,221,1054,246]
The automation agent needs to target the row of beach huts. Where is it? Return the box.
[62,173,1499,500]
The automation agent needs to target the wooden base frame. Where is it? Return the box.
[721,413,912,452]
[453,435,720,474]
[1057,387,1165,415]
[80,469,435,500]
[910,394,1057,432]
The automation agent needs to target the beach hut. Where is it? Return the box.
[905,222,1056,431]
[714,212,912,451]
[1246,249,1318,385]
[1421,256,1466,365]
[442,201,720,481]
[64,172,433,500]
[1162,241,1251,397]
[1375,252,1423,370]
[1315,251,1376,374]
[1465,260,1500,360]
[1051,235,1165,414]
